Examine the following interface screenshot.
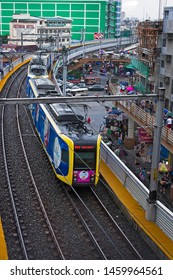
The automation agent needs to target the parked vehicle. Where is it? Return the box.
[57,79,73,88]
[77,82,86,88]
[88,84,105,91]
[85,75,100,85]
[66,85,88,95]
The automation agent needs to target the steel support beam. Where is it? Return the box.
[0,94,158,105]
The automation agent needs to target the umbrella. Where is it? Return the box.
[106,108,122,115]
[104,114,119,120]
[125,63,136,69]
[108,109,122,115]
[116,113,128,121]
[120,81,128,86]
[114,147,128,157]
[164,108,168,114]
[158,162,171,173]
[166,111,173,118]
[126,86,134,92]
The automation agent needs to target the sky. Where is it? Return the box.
[122,0,173,20]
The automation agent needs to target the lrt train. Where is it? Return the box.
[27,77,101,187]
[27,51,57,79]
[27,54,50,79]
[26,51,57,95]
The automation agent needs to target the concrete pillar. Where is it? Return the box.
[124,117,135,149]
[128,117,135,139]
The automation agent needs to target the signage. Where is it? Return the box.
[94,32,104,40]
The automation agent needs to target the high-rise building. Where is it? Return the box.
[0,0,121,41]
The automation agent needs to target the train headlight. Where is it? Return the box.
[91,174,95,181]
[73,172,77,182]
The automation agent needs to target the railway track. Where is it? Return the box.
[63,186,143,260]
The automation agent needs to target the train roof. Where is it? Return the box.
[33,78,54,89]
[29,57,45,66]
[28,64,48,77]
[29,78,98,142]
[50,103,98,143]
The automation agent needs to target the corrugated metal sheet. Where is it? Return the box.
[101,141,173,241]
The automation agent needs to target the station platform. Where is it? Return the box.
[100,159,173,260]
[0,218,8,260]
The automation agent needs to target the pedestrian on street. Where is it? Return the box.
[141,99,146,110]
[149,101,154,115]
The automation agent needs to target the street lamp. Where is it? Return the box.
[62,46,68,96]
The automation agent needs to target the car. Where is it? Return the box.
[66,85,88,94]
[77,82,86,88]
[88,84,105,91]
[58,80,74,88]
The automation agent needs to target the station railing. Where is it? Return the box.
[101,141,173,242]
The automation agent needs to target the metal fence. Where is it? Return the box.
[0,54,31,79]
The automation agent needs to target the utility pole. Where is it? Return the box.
[21,33,23,52]
[62,46,68,96]
[146,87,165,221]
[0,36,3,80]
[158,0,162,20]
[56,32,59,51]
[81,28,85,59]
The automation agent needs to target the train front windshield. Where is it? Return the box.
[74,151,96,170]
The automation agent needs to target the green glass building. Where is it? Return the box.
[0,0,121,40]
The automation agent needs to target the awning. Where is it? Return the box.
[125,63,136,69]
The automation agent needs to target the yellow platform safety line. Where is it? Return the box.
[100,159,173,260]
[0,58,31,91]
[0,217,8,260]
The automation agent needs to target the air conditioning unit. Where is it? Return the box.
[167,33,173,40]
[165,55,172,62]
[164,76,170,84]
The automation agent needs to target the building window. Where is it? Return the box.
[161,60,165,68]
[160,82,163,87]
[163,39,166,47]
[164,11,169,20]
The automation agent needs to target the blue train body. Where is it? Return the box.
[27,77,101,187]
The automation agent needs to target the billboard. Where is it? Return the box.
[94,32,104,40]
